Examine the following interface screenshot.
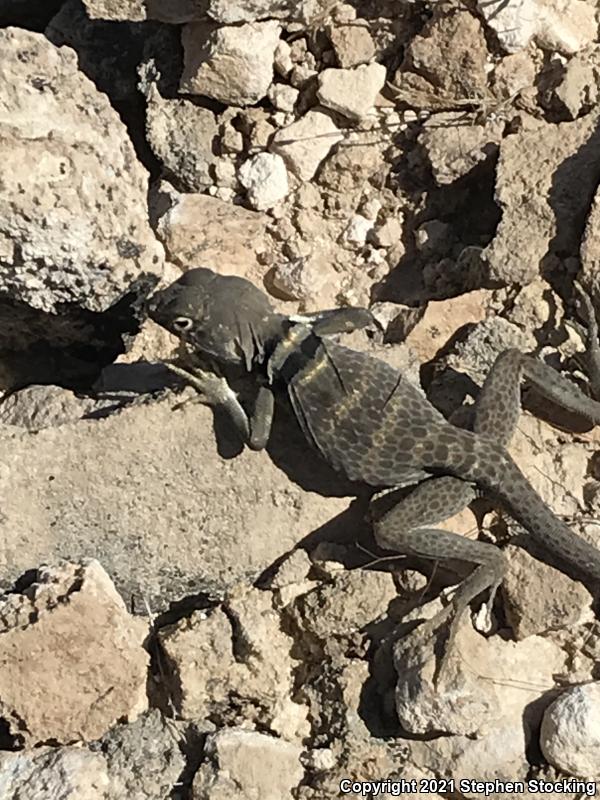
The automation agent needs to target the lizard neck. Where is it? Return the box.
[266,322,321,386]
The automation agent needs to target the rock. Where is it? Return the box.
[0,384,99,430]
[394,610,566,736]
[180,20,281,105]
[553,49,600,119]
[291,570,397,644]
[392,9,489,108]
[477,0,598,55]
[93,711,187,799]
[344,214,373,245]
[83,0,206,23]
[271,109,343,181]
[328,24,376,68]
[274,39,293,76]
[207,0,337,24]
[541,683,600,777]
[0,399,349,608]
[268,82,299,112]
[0,560,148,746]
[145,85,219,192]
[0,28,164,315]
[503,545,594,639]
[153,184,270,279]
[193,728,304,799]
[414,220,454,255]
[581,184,600,295]
[160,585,309,740]
[271,255,339,305]
[371,217,403,248]
[0,747,110,799]
[420,113,505,185]
[238,152,289,211]
[483,113,600,286]
[317,63,387,120]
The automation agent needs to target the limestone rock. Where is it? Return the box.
[160,585,309,740]
[581,179,600,297]
[291,570,397,643]
[0,399,349,608]
[95,711,187,799]
[271,109,343,180]
[180,20,281,105]
[0,28,164,314]
[0,748,110,800]
[83,0,207,23]
[268,82,299,112]
[0,384,98,430]
[329,24,375,68]
[153,184,270,280]
[394,611,566,736]
[238,152,289,211]
[193,728,304,799]
[503,545,594,639]
[145,85,219,192]
[0,560,148,746]
[483,113,600,286]
[541,683,600,777]
[392,9,489,108]
[317,63,387,121]
[207,0,337,23]
[477,0,598,55]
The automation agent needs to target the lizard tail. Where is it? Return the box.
[475,451,600,585]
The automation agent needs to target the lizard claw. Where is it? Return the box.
[164,363,233,407]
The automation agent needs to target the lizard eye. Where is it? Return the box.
[172,316,193,332]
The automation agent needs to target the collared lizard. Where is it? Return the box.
[148,268,600,678]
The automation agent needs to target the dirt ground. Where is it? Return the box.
[0,0,600,797]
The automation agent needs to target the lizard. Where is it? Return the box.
[148,267,600,679]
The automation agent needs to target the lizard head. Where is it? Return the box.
[148,267,282,369]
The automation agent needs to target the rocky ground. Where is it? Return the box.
[1,0,600,797]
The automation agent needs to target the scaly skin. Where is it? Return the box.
[149,268,600,678]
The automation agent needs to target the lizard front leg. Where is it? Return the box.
[164,363,275,451]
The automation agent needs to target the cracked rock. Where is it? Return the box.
[193,728,304,799]
[328,24,375,68]
[271,109,343,180]
[180,20,282,105]
[0,28,164,314]
[0,560,148,746]
[0,747,110,799]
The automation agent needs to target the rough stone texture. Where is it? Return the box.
[394,610,566,737]
[92,711,187,800]
[0,384,99,430]
[541,683,600,777]
[291,570,397,643]
[392,9,489,108]
[192,728,304,800]
[145,85,219,192]
[84,0,337,23]
[271,109,343,181]
[483,113,600,286]
[502,545,594,638]
[329,24,376,68]
[0,28,164,314]
[160,584,310,739]
[238,152,289,210]
[420,114,505,185]
[317,63,387,120]
[0,399,349,608]
[581,183,600,297]
[0,747,110,799]
[180,21,281,105]
[0,561,148,746]
[477,0,598,55]
[153,185,271,283]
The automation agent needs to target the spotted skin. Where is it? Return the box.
[149,269,600,678]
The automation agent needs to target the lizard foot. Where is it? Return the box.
[164,363,233,407]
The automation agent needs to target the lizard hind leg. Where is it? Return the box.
[372,476,506,685]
